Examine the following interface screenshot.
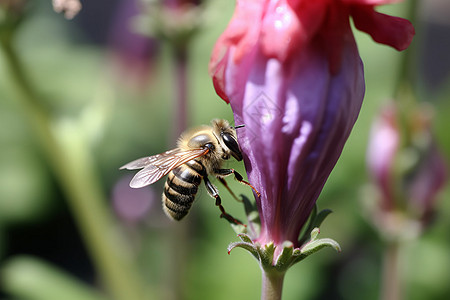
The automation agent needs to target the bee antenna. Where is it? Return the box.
[234,124,245,129]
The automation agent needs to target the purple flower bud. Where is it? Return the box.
[229,40,365,248]
[209,0,414,251]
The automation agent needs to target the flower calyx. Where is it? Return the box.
[228,227,341,273]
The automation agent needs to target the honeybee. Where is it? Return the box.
[120,119,258,224]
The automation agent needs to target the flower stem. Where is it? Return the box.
[380,241,402,300]
[163,45,190,300]
[261,271,285,300]
[173,46,188,139]
[0,35,148,300]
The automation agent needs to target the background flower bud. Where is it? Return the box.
[366,103,447,233]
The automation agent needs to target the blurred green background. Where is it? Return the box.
[0,1,449,300]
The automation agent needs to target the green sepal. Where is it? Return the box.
[259,242,275,270]
[227,241,258,259]
[242,194,257,216]
[240,194,261,238]
[227,204,340,274]
[227,228,340,273]
[298,205,333,245]
[274,241,294,272]
[312,209,333,229]
[228,234,259,260]
[237,233,253,244]
[298,205,317,244]
[292,228,341,264]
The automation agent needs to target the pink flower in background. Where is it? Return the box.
[112,175,156,224]
[210,0,414,251]
[367,104,447,225]
[108,0,159,90]
[366,106,400,211]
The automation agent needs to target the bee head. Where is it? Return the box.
[212,119,243,161]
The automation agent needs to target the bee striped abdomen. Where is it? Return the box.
[162,160,204,220]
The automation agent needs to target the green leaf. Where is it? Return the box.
[312,209,333,229]
[1,256,108,300]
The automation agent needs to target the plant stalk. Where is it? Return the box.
[164,45,190,300]
[0,35,148,300]
[380,241,402,300]
[173,46,188,139]
[261,270,285,300]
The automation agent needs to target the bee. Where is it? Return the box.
[120,119,259,224]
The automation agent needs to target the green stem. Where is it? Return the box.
[165,45,190,300]
[1,36,148,300]
[173,46,188,139]
[261,271,285,300]
[380,241,402,300]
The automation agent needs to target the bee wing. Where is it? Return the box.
[119,149,180,170]
[123,148,209,188]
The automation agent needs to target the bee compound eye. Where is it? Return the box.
[221,132,242,161]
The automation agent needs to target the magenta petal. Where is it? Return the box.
[351,5,415,51]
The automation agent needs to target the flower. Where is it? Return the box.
[112,175,157,224]
[209,0,414,253]
[52,0,82,19]
[366,105,400,212]
[367,103,447,232]
[108,0,159,90]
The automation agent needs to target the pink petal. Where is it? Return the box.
[261,0,326,62]
[260,0,304,61]
[210,44,230,102]
[351,5,415,51]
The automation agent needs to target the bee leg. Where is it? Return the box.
[203,176,245,226]
[217,177,242,202]
[215,169,261,198]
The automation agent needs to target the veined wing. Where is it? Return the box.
[122,148,209,188]
[120,149,180,170]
